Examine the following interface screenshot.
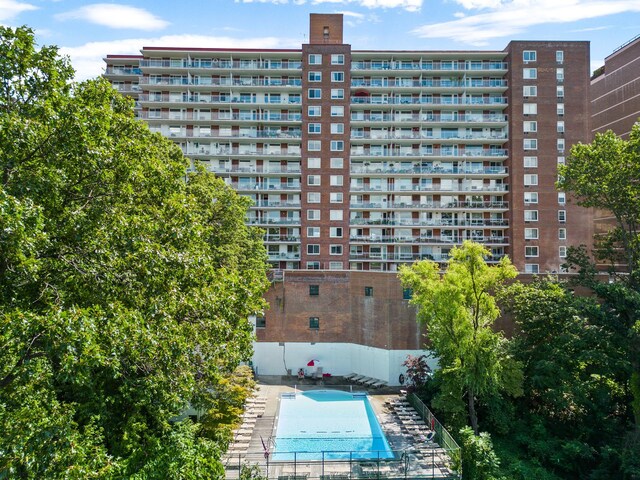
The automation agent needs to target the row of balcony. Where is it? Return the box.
[352,79,507,88]
[351,132,506,140]
[351,114,506,123]
[351,97,507,106]
[351,61,508,71]
[248,217,508,227]
[349,252,505,261]
[232,183,506,193]
[262,234,509,244]
[204,165,507,175]
[248,200,507,209]
[139,59,303,70]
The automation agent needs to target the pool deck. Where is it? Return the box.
[222,376,456,479]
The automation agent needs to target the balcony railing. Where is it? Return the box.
[351,132,507,141]
[232,183,301,191]
[351,79,507,88]
[350,235,509,244]
[350,148,508,158]
[138,92,303,105]
[349,218,508,227]
[207,166,301,174]
[139,59,302,70]
[350,184,507,193]
[252,201,301,208]
[350,97,507,106]
[247,217,301,225]
[350,201,508,209]
[105,67,142,75]
[264,235,301,242]
[351,61,508,71]
[350,166,507,175]
[350,113,506,123]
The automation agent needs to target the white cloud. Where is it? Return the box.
[61,34,302,81]
[55,3,169,31]
[0,0,37,22]
[413,0,640,46]
[234,0,423,11]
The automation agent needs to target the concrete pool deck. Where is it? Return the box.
[222,376,457,479]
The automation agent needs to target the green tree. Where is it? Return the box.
[558,125,640,433]
[499,279,631,478]
[458,426,503,480]
[398,241,522,435]
[0,26,269,478]
[558,125,640,285]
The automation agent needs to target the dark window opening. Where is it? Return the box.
[403,288,413,300]
[309,285,319,296]
[256,316,266,328]
[365,286,373,297]
[309,317,320,329]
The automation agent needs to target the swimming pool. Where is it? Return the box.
[272,390,394,461]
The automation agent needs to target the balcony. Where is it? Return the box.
[264,235,301,242]
[349,235,509,244]
[247,217,301,225]
[349,218,508,227]
[350,97,507,106]
[232,183,301,191]
[350,113,507,124]
[349,200,509,210]
[351,79,507,89]
[350,165,508,175]
[350,148,508,159]
[139,59,302,70]
[351,61,508,72]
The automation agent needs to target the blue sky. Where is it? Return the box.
[2,0,639,80]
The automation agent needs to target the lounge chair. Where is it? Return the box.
[351,374,367,383]
[372,380,387,388]
[362,377,379,387]
[344,373,359,381]
[357,376,374,385]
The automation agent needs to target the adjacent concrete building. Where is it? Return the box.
[104,14,594,383]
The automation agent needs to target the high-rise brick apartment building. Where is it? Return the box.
[104,14,593,383]
[589,35,640,271]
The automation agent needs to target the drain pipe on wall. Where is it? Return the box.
[282,342,289,375]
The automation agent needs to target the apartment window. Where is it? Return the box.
[330,140,344,151]
[330,175,343,186]
[364,286,374,297]
[331,88,344,99]
[557,156,565,165]
[523,121,537,133]
[330,244,343,255]
[523,85,537,96]
[329,261,344,270]
[308,140,321,151]
[525,264,539,274]
[524,139,538,150]
[524,228,539,240]
[402,288,413,300]
[558,228,567,240]
[556,50,564,63]
[558,210,566,222]
[307,244,320,255]
[557,85,564,98]
[556,68,564,81]
[307,175,321,186]
[255,316,266,328]
[308,88,322,99]
[309,285,319,296]
[330,192,343,203]
[523,68,537,79]
[308,106,321,116]
[307,226,320,237]
[309,317,320,329]
[331,123,344,134]
[308,54,322,65]
[307,261,320,270]
[557,121,565,133]
[330,157,344,168]
[331,106,344,116]
[330,210,343,221]
[524,210,539,222]
[307,192,321,203]
[524,192,539,204]
[523,103,537,115]
[330,226,343,238]
[559,246,567,258]
[524,174,538,186]
[525,246,539,257]
[523,50,537,62]
[308,123,321,134]
[524,156,538,168]
[331,54,345,65]
[307,209,321,220]
[331,72,344,82]
[308,71,322,82]
[307,157,321,168]
[557,103,565,116]
[557,138,565,152]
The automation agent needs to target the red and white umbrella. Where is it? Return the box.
[307,359,319,367]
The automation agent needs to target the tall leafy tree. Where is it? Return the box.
[0,26,269,478]
[558,125,640,432]
[398,241,522,434]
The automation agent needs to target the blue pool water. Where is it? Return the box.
[272,390,394,461]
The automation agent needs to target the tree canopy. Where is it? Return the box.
[0,26,269,478]
[398,241,522,435]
